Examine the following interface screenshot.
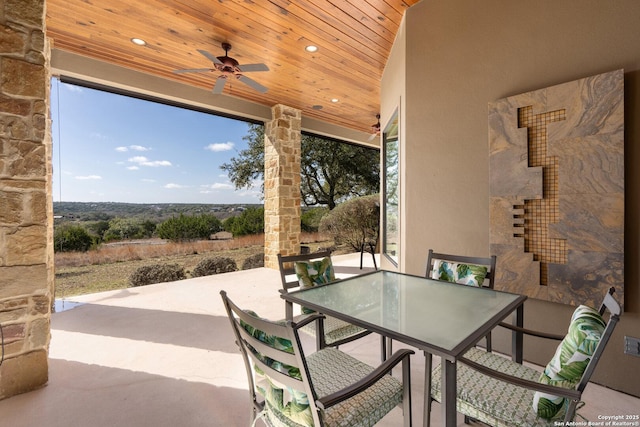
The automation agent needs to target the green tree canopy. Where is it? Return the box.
[221,123,380,209]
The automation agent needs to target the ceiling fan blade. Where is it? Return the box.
[238,75,268,93]
[173,68,212,74]
[238,63,269,72]
[198,49,223,65]
[212,76,227,94]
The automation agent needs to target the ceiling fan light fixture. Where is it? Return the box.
[130,38,147,46]
[305,45,318,53]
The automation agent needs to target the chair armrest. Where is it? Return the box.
[458,355,581,401]
[292,313,325,329]
[315,348,414,410]
[497,322,564,341]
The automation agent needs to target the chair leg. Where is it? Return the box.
[402,354,412,427]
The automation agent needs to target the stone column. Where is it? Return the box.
[264,105,301,269]
[0,0,53,399]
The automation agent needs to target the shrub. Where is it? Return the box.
[192,256,238,277]
[301,207,328,232]
[156,213,222,242]
[129,263,186,287]
[319,194,380,253]
[241,253,264,270]
[103,217,157,242]
[54,224,94,252]
[226,207,264,237]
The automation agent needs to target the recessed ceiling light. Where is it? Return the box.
[131,38,147,46]
[331,98,339,103]
[305,45,318,53]
[312,105,323,110]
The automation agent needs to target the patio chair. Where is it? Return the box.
[429,287,621,427]
[277,251,374,351]
[220,290,414,427]
[386,250,497,358]
[425,249,497,350]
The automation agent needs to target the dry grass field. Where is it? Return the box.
[54,233,332,298]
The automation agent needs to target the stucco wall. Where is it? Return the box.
[390,0,640,396]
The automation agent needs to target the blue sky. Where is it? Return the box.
[51,79,262,204]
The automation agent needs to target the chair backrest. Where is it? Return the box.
[545,287,621,422]
[425,248,496,289]
[277,250,334,294]
[575,287,620,393]
[220,290,322,426]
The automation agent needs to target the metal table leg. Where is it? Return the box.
[441,359,457,427]
[423,351,432,427]
[512,304,524,363]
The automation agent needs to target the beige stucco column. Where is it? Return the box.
[0,0,53,399]
[263,105,302,269]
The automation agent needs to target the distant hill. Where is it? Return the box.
[53,201,263,223]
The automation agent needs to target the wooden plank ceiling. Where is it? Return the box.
[46,0,420,135]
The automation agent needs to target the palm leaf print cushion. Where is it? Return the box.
[432,260,488,287]
[532,305,606,419]
[241,311,314,426]
[295,257,337,314]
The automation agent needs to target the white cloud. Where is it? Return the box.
[75,175,102,180]
[141,178,156,183]
[130,145,150,151]
[117,145,151,152]
[64,84,83,93]
[127,166,139,170]
[128,156,172,167]
[205,142,234,152]
[202,182,234,190]
[165,183,187,189]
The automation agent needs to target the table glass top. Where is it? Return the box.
[285,270,525,355]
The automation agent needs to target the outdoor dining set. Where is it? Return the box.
[220,249,621,427]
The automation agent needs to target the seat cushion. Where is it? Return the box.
[308,348,403,427]
[262,348,403,427]
[298,314,367,346]
[431,348,570,427]
[431,260,488,287]
[533,305,605,418]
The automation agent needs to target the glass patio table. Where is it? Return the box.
[281,269,527,427]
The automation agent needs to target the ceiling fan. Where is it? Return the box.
[173,43,269,94]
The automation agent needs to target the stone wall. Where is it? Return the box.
[264,104,301,269]
[0,0,53,399]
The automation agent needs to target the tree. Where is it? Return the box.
[156,213,222,242]
[103,217,155,242]
[54,224,94,252]
[319,194,380,269]
[221,123,380,209]
[223,207,264,236]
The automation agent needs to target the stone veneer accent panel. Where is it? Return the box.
[489,69,624,308]
[0,0,53,399]
[264,105,302,269]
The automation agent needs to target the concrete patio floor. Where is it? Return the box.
[0,253,637,426]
